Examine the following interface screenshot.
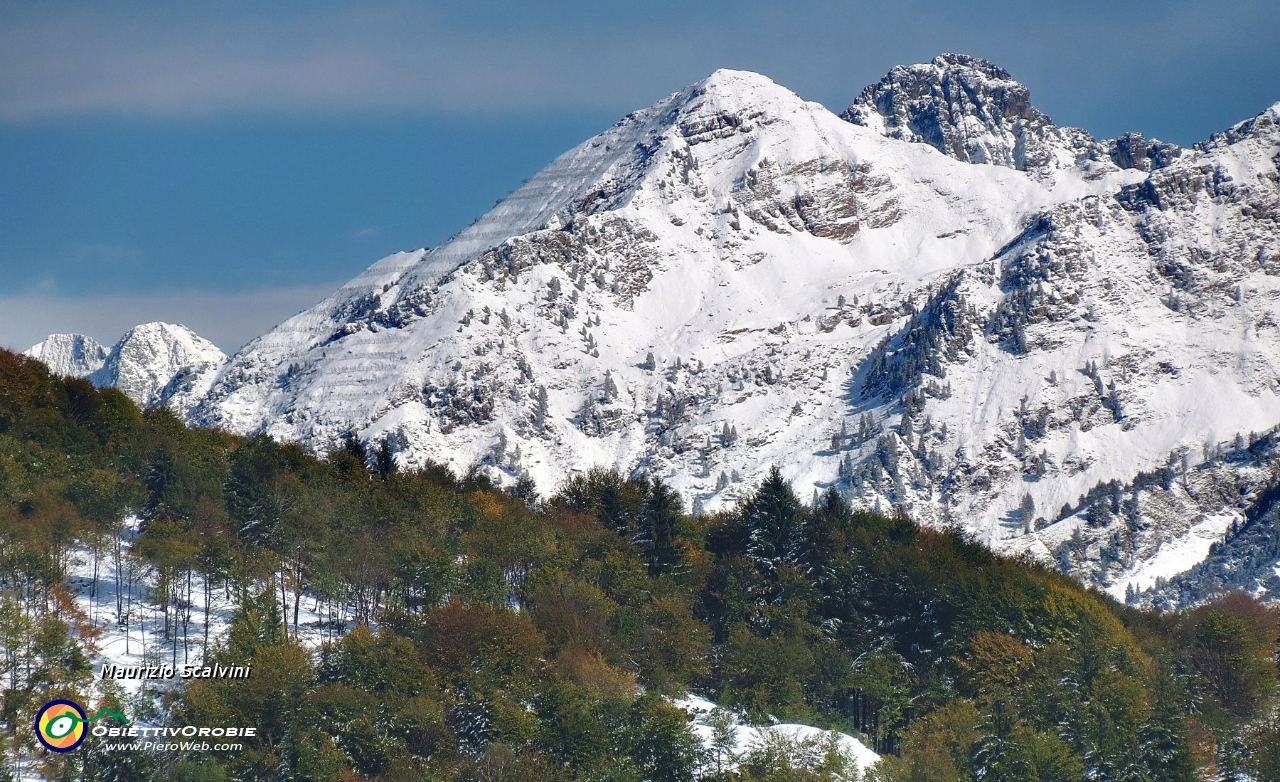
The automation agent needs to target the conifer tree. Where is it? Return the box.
[1139,665,1196,782]
[637,478,683,574]
[742,466,804,573]
[795,488,851,582]
[533,385,549,431]
[373,440,396,480]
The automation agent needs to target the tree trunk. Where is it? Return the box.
[278,568,289,642]
[203,572,211,658]
[292,554,303,636]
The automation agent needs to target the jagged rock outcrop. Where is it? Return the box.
[840,54,1097,176]
[1109,131,1182,172]
[841,53,1184,186]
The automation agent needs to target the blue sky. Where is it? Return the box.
[2,0,1278,351]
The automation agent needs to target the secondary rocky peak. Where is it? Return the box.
[842,53,1107,177]
[1196,100,1280,152]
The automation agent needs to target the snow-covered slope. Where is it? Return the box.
[23,333,107,377]
[675,694,879,775]
[189,60,1280,604]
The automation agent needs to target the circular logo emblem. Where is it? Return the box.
[35,700,87,753]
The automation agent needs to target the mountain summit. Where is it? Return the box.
[189,63,1075,469]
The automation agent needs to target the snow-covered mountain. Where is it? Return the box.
[91,322,228,409]
[186,56,1279,604]
[23,333,107,377]
[27,323,228,410]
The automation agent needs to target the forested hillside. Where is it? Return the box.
[0,348,1276,781]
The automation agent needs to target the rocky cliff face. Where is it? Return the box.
[853,99,1280,601]
[184,60,1280,604]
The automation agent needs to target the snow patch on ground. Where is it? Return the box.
[673,694,880,775]
[1105,512,1240,600]
[64,517,346,703]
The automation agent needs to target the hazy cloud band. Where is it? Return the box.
[2,0,1277,143]
[0,283,342,354]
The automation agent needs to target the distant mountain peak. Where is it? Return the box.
[23,333,107,378]
[89,322,227,408]
[185,62,1280,608]
[188,62,1102,503]
[26,322,227,410]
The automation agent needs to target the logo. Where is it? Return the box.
[35,701,87,753]
[34,700,129,753]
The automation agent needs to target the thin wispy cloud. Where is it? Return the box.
[0,3,702,120]
[351,227,380,239]
[2,0,1276,141]
[74,244,141,265]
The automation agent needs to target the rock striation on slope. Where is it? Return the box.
[186,58,1280,604]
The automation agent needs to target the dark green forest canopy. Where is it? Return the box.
[0,349,1276,781]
